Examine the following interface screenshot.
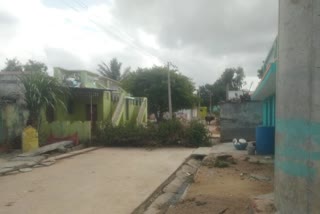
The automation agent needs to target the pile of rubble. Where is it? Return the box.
[0,141,80,176]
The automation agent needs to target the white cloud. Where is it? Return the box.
[0,0,158,74]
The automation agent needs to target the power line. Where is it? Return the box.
[60,0,166,64]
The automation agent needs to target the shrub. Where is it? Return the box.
[95,121,153,147]
[157,119,184,145]
[185,120,211,147]
[94,119,211,148]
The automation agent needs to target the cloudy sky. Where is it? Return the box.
[0,0,278,89]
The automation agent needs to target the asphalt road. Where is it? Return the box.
[0,148,193,214]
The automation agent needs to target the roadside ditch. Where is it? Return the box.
[132,154,205,214]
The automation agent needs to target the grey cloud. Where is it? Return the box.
[112,0,278,82]
[113,0,277,54]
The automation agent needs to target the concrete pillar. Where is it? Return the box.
[276,0,320,213]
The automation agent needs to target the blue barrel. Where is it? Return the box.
[256,126,275,155]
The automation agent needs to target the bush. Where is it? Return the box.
[94,119,211,148]
[95,121,154,147]
[185,120,211,147]
[157,119,184,145]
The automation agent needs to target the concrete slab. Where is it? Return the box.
[186,159,201,169]
[191,147,211,157]
[163,178,184,193]
[176,170,192,182]
[144,206,161,214]
[0,151,21,165]
[10,156,46,163]
[210,142,247,155]
[0,148,192,214]
[0,161,35,169]
[53,147,100,160]
[181,165,197,175]
[151,193,175,208]
[0,168,15,175]
[18,141,73,157]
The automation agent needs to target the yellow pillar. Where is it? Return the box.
[22,126,39,153]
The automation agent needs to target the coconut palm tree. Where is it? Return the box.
[98,58,121,81]
[19,71,68,129]
[97,58,131,81]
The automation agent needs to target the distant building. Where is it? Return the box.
[0,68,148,146]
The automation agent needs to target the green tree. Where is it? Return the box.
[24,60,48,73]
[200,67,245,107]
[121,66,131,81]
[122,65,196,121]
[19,71,68,130]
[1,58,23,72]
[199,84,214,109]
[257,68,264,79]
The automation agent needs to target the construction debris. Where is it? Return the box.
[18,141,73,157]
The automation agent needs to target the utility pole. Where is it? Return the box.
[197,88,201,119]
[226,83,229,101]
[209,91,212,114]
[167,62,173,119]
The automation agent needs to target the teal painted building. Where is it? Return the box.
[251,37,278,154]
[252,38,278,127]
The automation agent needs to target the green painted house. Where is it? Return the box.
[41,68,148,143]
[0,68,148,146]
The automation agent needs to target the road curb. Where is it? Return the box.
[132,152,203,214]
[54,147,101,161]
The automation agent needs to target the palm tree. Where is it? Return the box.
[97,58,131,81]
[98,58,122,81]
[19,71,68,129]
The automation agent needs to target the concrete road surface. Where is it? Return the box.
[0,148,193,214]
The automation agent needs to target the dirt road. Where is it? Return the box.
[0,148,193,214]
[167,153,274,214]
